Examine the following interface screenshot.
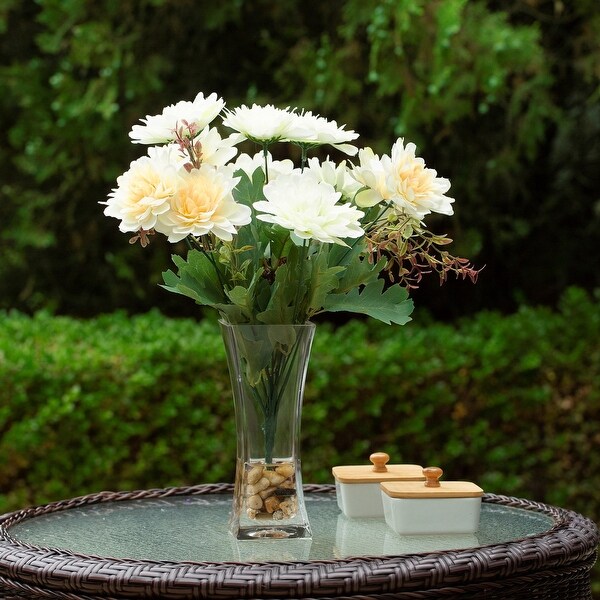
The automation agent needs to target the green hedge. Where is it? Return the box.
[0,288,598,519]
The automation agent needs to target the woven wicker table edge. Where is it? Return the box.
[0,483,597,600]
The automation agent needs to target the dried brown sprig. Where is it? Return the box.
[174,120,203,171]
[366,217,480,288]
[129,228,155,248]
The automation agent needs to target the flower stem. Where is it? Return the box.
[262,143,270,183]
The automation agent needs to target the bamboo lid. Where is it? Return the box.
[380,467,483,498]
[332,453,425,483]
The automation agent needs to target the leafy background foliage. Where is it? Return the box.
[0,0,599,316]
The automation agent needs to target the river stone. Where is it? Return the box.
[247,465,264,485]
[259,486,277,499]
[246,477,270,495]
[264,496,280,514]
[263,471,285,485]
[247,494,263,510]
[275,464,294,478]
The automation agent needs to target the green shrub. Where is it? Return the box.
[1,287,598,522]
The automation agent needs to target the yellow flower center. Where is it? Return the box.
[395,161,432,203]
[174,173,222,222]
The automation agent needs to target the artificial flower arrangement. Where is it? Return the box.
[104,91,477,326]
[103,92,478,538]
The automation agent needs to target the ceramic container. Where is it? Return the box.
[332,453,424,518]
[381,467,483,534]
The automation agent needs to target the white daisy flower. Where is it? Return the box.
[129,92,225,144]
[222,104,296,143]
[350,147,390,208]
[285,111,359,155]
[253,171,364,245]
[233,151,295,181]
[193,126,244,167]
[306,157,362,201]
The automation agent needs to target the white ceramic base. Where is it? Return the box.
[337,481,384,518]
[382,493,482,534]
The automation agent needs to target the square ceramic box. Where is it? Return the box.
[380,467,483,534]
[332,453,425,518]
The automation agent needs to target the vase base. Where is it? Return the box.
[235,525,311,540]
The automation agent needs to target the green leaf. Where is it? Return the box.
[213,303,247,323]
[268,225,292,263]
[233,167,266,208]
[329,240,385,293]
[225,286,253,320]
[256,263,297,324]
[323,279,414,325]
[307,249,345,313]
[160,250,225,307]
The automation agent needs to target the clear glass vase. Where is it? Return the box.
[220,321,315,540]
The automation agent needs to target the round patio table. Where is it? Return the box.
[0,484,597,599]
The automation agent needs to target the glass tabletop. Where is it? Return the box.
[8,493,554,563]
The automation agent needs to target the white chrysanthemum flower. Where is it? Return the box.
[350,147,389,208]
[306,157,362,201]
[351,139,454,219]
[387,139,454,218]
[155,165,250,243]
[233,151,295,181]
[193,126,244,166]
[253,172,364,245]
[129,92,225,144]
[285,111,359,156]
[222,104,296,143]
[147,144,187,167]
[103,150,179,232]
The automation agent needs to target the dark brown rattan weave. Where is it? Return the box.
[0,484,597,600]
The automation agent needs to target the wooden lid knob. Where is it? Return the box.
[424,466,443,487]
[369,452,390,473]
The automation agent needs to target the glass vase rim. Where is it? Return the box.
[219,319,316,330]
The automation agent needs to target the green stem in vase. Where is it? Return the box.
[249,337,303,465]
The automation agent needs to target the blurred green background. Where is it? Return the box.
[0,0,599,592]
[1,0,599,317]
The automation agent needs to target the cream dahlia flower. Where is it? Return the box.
[103,149,179,232]
[253,172,364,245]
[155,165,250,243]
[351,138,454,220]
[129,92,225,145]
[285,111,359,156]
[222,104,296,143]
